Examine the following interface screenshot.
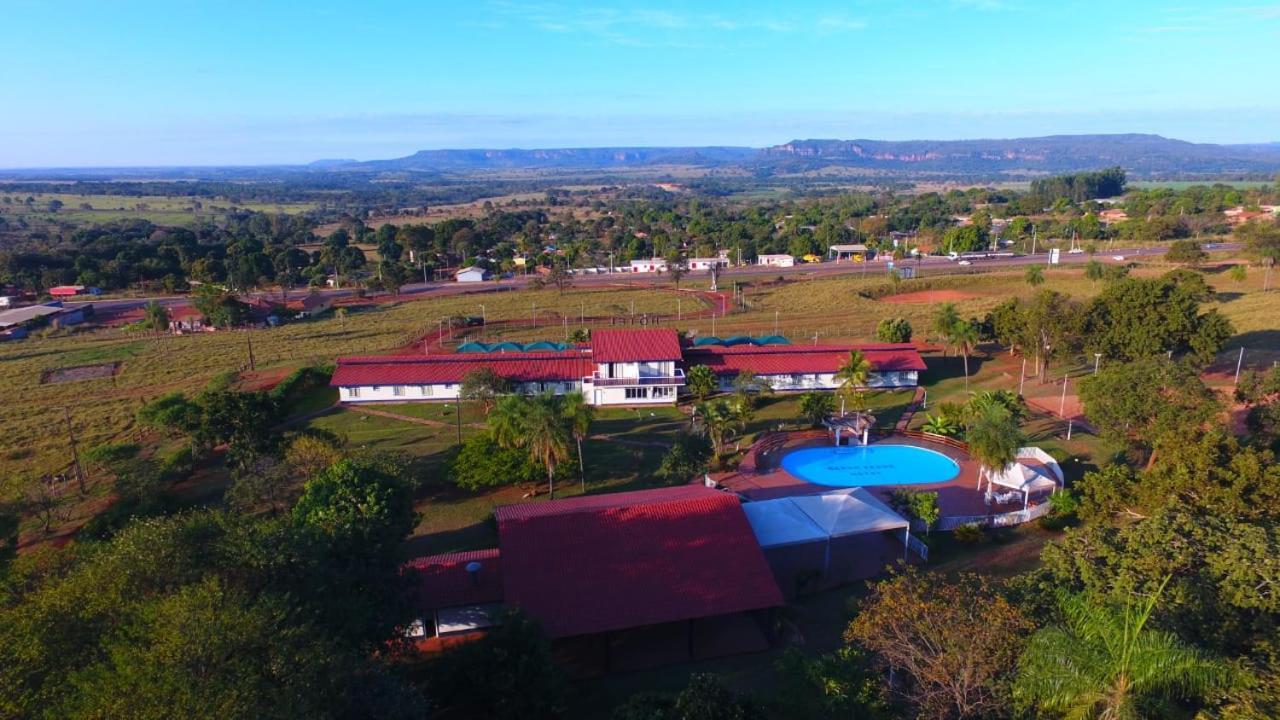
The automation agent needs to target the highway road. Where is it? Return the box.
[73,242,1243,317]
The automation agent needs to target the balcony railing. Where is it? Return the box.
[584,369,685,387]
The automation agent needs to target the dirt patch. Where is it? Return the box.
[41,362,120,384]
[236,366,294,392]
[880,289,979,304]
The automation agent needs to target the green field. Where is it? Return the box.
[0,286,704,485]
[0,191,317,226]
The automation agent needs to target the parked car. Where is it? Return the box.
[957,260,972,266]
[1112,255,1126,261]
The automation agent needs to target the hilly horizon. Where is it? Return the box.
[330,133,1280,177]
[4,133,1280,179]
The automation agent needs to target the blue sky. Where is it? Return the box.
[3,0,1279,167]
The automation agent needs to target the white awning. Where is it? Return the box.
[987,462,1058,494]
[742,498,827,548]
[791,488,910,537]
[743,487,909,549]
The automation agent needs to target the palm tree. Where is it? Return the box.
[560,391,594,492]
[933,302,961,355]
[522,394,572,499]
[1024,264,1046,287]
[1015,578,1230,720]
[696,399,745,462]
[488,394,529,451]
[964,404,1024,490]
[834,349,872,415]
[951,319,980,389]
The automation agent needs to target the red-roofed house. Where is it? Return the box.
[582,328,685,406]
[331,349,595,403]
[332,328,688,407]
[404,548,503,642]
[683,343,926,392]
[403,486,784,673]
[330,330,924,406]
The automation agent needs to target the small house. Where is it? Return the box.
[454,267,491,283]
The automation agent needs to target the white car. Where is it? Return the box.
[1112,255,1126,261]
[957,260,972,266]
[1068,248,1085,254]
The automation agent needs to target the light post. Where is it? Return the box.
[478,303,486,330]
[1093,353,1101,374]
[1059,375,1069,417]
[774,310,779,335]
[1019,357,1027,396]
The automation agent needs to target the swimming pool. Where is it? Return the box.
[780,444,961,488]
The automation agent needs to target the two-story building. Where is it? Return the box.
[580,329,686,405]
[331,328,686,407]
[330,330,924,408]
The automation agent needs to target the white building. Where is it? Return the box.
[332,328,685,407]
[756,254,795,268]
[686,257,730,272]
[629,258,669,273]
[455,267,491,283]
[682,343,924,392]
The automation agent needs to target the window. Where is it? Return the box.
[625,387,649,400]
[348,387,361,398]
[393,385,406,397]
[371,386,381,392]
[651,386,672,399]
[419,385,433,397]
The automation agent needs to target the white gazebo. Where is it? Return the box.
[980,447,1064,509]
[823,411,876,446]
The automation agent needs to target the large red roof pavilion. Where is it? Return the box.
[495,486,783,639]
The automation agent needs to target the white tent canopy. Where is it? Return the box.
[982,447,1063,509]
[742,497,827,549]
[790,488,909,537]
[742,488,914,561]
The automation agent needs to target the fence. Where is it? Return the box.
[906,533,930,562]
[917,502,1054,532]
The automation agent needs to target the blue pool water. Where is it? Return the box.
[780,445,961,488]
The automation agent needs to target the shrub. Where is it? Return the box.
[875,317,913,343]
[953,523,985,544]
[1164,239,1207,264]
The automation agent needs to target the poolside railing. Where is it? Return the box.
[916,502,1054,532]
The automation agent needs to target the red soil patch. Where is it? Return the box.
[236,366,293,392]
[880,289,978,304]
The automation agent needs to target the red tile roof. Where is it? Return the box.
[591,328,682,363]
[404,548,503,611]
[330,350,594,387]
[683,343,927,376]
[494,486,783,639]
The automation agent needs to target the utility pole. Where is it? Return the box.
[774,310,779,335]
[1031,225,1037,256]
[1235,347,1246,385]
[677,297,682,320]
[246,331,256,371]
[63,406,86,494]
[1019,357,1027,396]
[1059,376,1069,417]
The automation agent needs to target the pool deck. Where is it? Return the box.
[717,434,1052,519]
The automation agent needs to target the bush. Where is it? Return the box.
[1164,239,1207,264]
[953,523,986,544]
[449,432,545,491]
[1039,490,1081,531]
[875,317,913,343]
[656,433,712,485]
[268,364,335,404]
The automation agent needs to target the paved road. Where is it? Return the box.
[72,242,1243,316]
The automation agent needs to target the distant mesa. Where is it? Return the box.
[329,134,1280,176]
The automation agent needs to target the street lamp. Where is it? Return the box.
[478,304,486,328]
[1093,353,1101,374]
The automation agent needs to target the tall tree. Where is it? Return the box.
[834,349,872,414]
[846,570,1031,720]
[560,391,594,492]
[1015,580,1230,720]
[685,365,718,401]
